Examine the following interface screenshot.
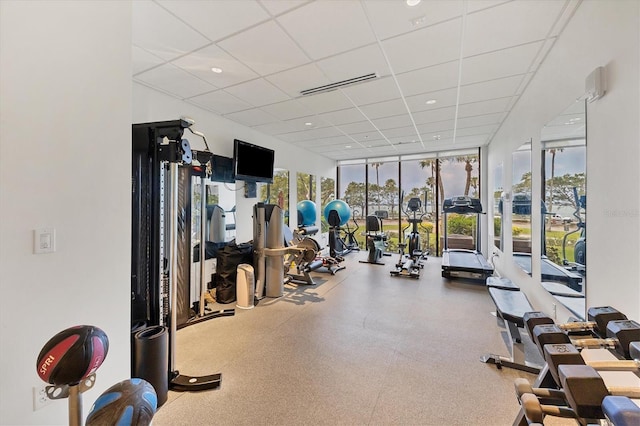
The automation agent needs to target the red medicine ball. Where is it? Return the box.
[36,325,109,386]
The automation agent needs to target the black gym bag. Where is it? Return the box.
[214,240,254,304]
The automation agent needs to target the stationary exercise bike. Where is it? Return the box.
[562,187,586,274]
[359,214,391,265]
[390,194,428,278]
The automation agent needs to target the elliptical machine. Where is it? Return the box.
[390,193,428,278]
[324,200,360,260]
[562,187,586,274]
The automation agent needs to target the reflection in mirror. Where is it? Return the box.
[541,100,586,306]
[511,141,532,254]
[320,176,336,234]
[206,182,236,242]
[261,169,289,225]
[493,163,504,250]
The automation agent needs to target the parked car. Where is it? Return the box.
[550,213,572,224]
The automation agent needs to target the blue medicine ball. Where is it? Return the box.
[323,199,351,227]
[297,200,317,226]
[86,378,157,426]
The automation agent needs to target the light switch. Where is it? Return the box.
[34,228,55,254]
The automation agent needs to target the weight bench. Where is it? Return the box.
[481,285,541,374]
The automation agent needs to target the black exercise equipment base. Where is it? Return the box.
[480,353,540,374]
[177,308,236,330]
[170,372,221,391]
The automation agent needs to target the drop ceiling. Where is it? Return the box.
[132,0,581,161]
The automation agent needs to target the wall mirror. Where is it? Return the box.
[261,168,289,225]
[205,181,237,242]
[540,100,586,314]
[493,162,504,250]
[511,140,533,275]
[511,141,532,252]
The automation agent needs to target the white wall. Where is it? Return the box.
[0,1,132,425]
[133,83,336,242]
[488,0,640,321]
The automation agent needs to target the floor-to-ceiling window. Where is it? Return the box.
[367,159,400,251]
[337,148,482,257]
[337,160,366,248]
[435,150,481,255]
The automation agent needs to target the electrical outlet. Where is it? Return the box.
[33,385,52,411]
[552,303,557,320]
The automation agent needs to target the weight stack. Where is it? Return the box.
[133,326,168,406]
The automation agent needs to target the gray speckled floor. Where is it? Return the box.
[151,255,570,426]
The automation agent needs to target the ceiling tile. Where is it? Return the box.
[341,76,402,106]
[395,61,460,97]
[298,90,354,115]
[371,114,414,130]
[463,0,565,57]
[359,99,406,120]
[187,90,252,114]
[381,18,462,74]
[405,88,458,113]
[466,1,511,13]
[252,120,304,135]
[337,121,377,134]
[351,131,386,143]
[158,0,270,42]
[455,124,498,137]
[458,74,525,103]
[457,98,511,118]
[316,43,391,83]
[317,108,368,126]
[223,108,278,127]
[412,106,456,125]
[461,41,543,85]
[171,44,259,88]
[260,0,309,16]
[277,0,376,60]
[265,63,331,98]
[134,63,217,98]
[456,112,504,129]
[278,126,342,142]
[132,46,165,75]
[363,0,463,40]
[303,135,353,147]
[380,126,419,139]
[417,120,455,134]
[260,99,313,120]
[132,0,210,61]
[218,21,309,75]
[224,78,290,107]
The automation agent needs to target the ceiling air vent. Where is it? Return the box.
[300,73,378,96]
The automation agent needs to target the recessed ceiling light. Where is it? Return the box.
[406,0,421,6]
[211,67,222,73]
[569,117,581,122]
[426,99,437,105]
[304,122,313,126]
[345,145,352,149]
[433,135,441,140]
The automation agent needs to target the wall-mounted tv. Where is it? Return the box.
[233,139,274,183]
[210,154,235,183]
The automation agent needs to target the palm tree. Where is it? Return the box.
[547,148,563,230]
[370,162,383,212]
[420,159,444,206]
[455,156,477,196]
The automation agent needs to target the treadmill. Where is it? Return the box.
[512,252,583,292]
[441,196,494,281]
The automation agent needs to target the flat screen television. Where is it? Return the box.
[210,154,235,183]
[233,139,274,183]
